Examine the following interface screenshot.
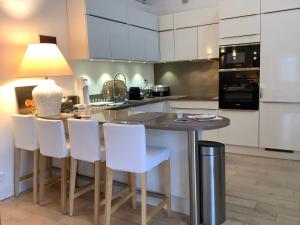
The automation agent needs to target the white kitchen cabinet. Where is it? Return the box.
[159,14,174,31]
[87,16,111,59]
[127,7,158,31]
[261,9,300,102]
[174,7,219,29]
[175,27,198,61]
[219,15,260,39]
[260,103,300,152]
[85,0,128,23]
[198,24,219,60]
[109,22,130,60]
[261,0,300,13]
[219,0,261,19]
[159,31,175,62]
[144,30,160,62]
[129,26,146,61]
[218,110,259,147]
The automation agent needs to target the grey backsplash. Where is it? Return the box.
[154,60,219,98]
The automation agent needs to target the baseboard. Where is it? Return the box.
[226,145,300,160]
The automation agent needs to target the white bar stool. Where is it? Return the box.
[36,118,70,214]
[12,115,39,203]
[67,118,106,225]
[103,123,171,225]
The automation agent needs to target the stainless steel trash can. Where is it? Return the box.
[198,141,225,225]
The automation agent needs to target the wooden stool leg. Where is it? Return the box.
[61,158,68,214]
[69,158,77,216]
[141,172,147,225]
[47,158,53,178]
[33,150,39,204]
[94,161,101,225]
[128,173,137,210]
[14,148,21,197]
[39,154,46,205]
[105,168,113,225]
[164,159,171,217]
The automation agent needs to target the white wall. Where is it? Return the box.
[0,0,154,200]
[71,60,154,99]
[149,0,221,15]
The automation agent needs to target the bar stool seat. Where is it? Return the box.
[12,114,39,204]
[103,123,172,225]
[36,118,70,214]
[67,118,106,225]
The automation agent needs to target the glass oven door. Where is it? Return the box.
[219,71,259,110]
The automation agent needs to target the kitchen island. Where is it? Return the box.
[86,109,229,225]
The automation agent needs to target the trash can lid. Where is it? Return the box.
[198,141,225,156]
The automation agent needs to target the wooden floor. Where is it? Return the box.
[0,153,300,225]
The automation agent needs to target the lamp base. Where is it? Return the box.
[32,80,63,117]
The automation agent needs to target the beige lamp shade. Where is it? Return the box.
[18,43,73,77]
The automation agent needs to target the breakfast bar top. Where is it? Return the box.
[83,110,230,132]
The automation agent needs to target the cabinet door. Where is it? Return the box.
[219,15,260,39]
[170,108,219,142]
[261,10,300,102]
[87,16,111,59]
[174,7,219,29]
[159,14,174,31]
[219,110,259,147]
[175,27,198,61]
[144,30,160,62]
[198,24,219,60]
[260,103,300,152]
[219,0,261,19]
[110,22,129,60]
[160,31,175,62]
[127,7,158,31]
[261,0,300,13]
[86,0,127,23]
[129,26,146,61]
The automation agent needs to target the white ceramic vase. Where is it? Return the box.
[32,80,63,117]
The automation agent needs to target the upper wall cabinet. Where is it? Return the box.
[127,7,158,31]
[219,0,261,19]
[219,15,260,45]
[261,0,300,14]
[129,26,159,62]
[67,0,159,61]
[159,14,174,31]
[175,27,198,61]
[198,24,219,59]
[174,7,219,29]
[160,31,175,62]
[85,0,128,23]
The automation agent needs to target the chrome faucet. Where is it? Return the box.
[113,72,127,103]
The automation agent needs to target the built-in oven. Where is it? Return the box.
[219,44,260,110]
[219,71,259,110]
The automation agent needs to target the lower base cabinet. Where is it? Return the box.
[218,110,259,147]
[260,102,300,152]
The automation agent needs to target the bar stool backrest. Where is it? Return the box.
[12,114,38,151]
[36,118,68,158]
[103,123,147,173]
[67,118,102,163]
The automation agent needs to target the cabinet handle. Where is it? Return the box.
[260,87,263,99]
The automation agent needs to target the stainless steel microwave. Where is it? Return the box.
[219,44,260,70]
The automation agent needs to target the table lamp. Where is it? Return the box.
[19,43,73,117]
